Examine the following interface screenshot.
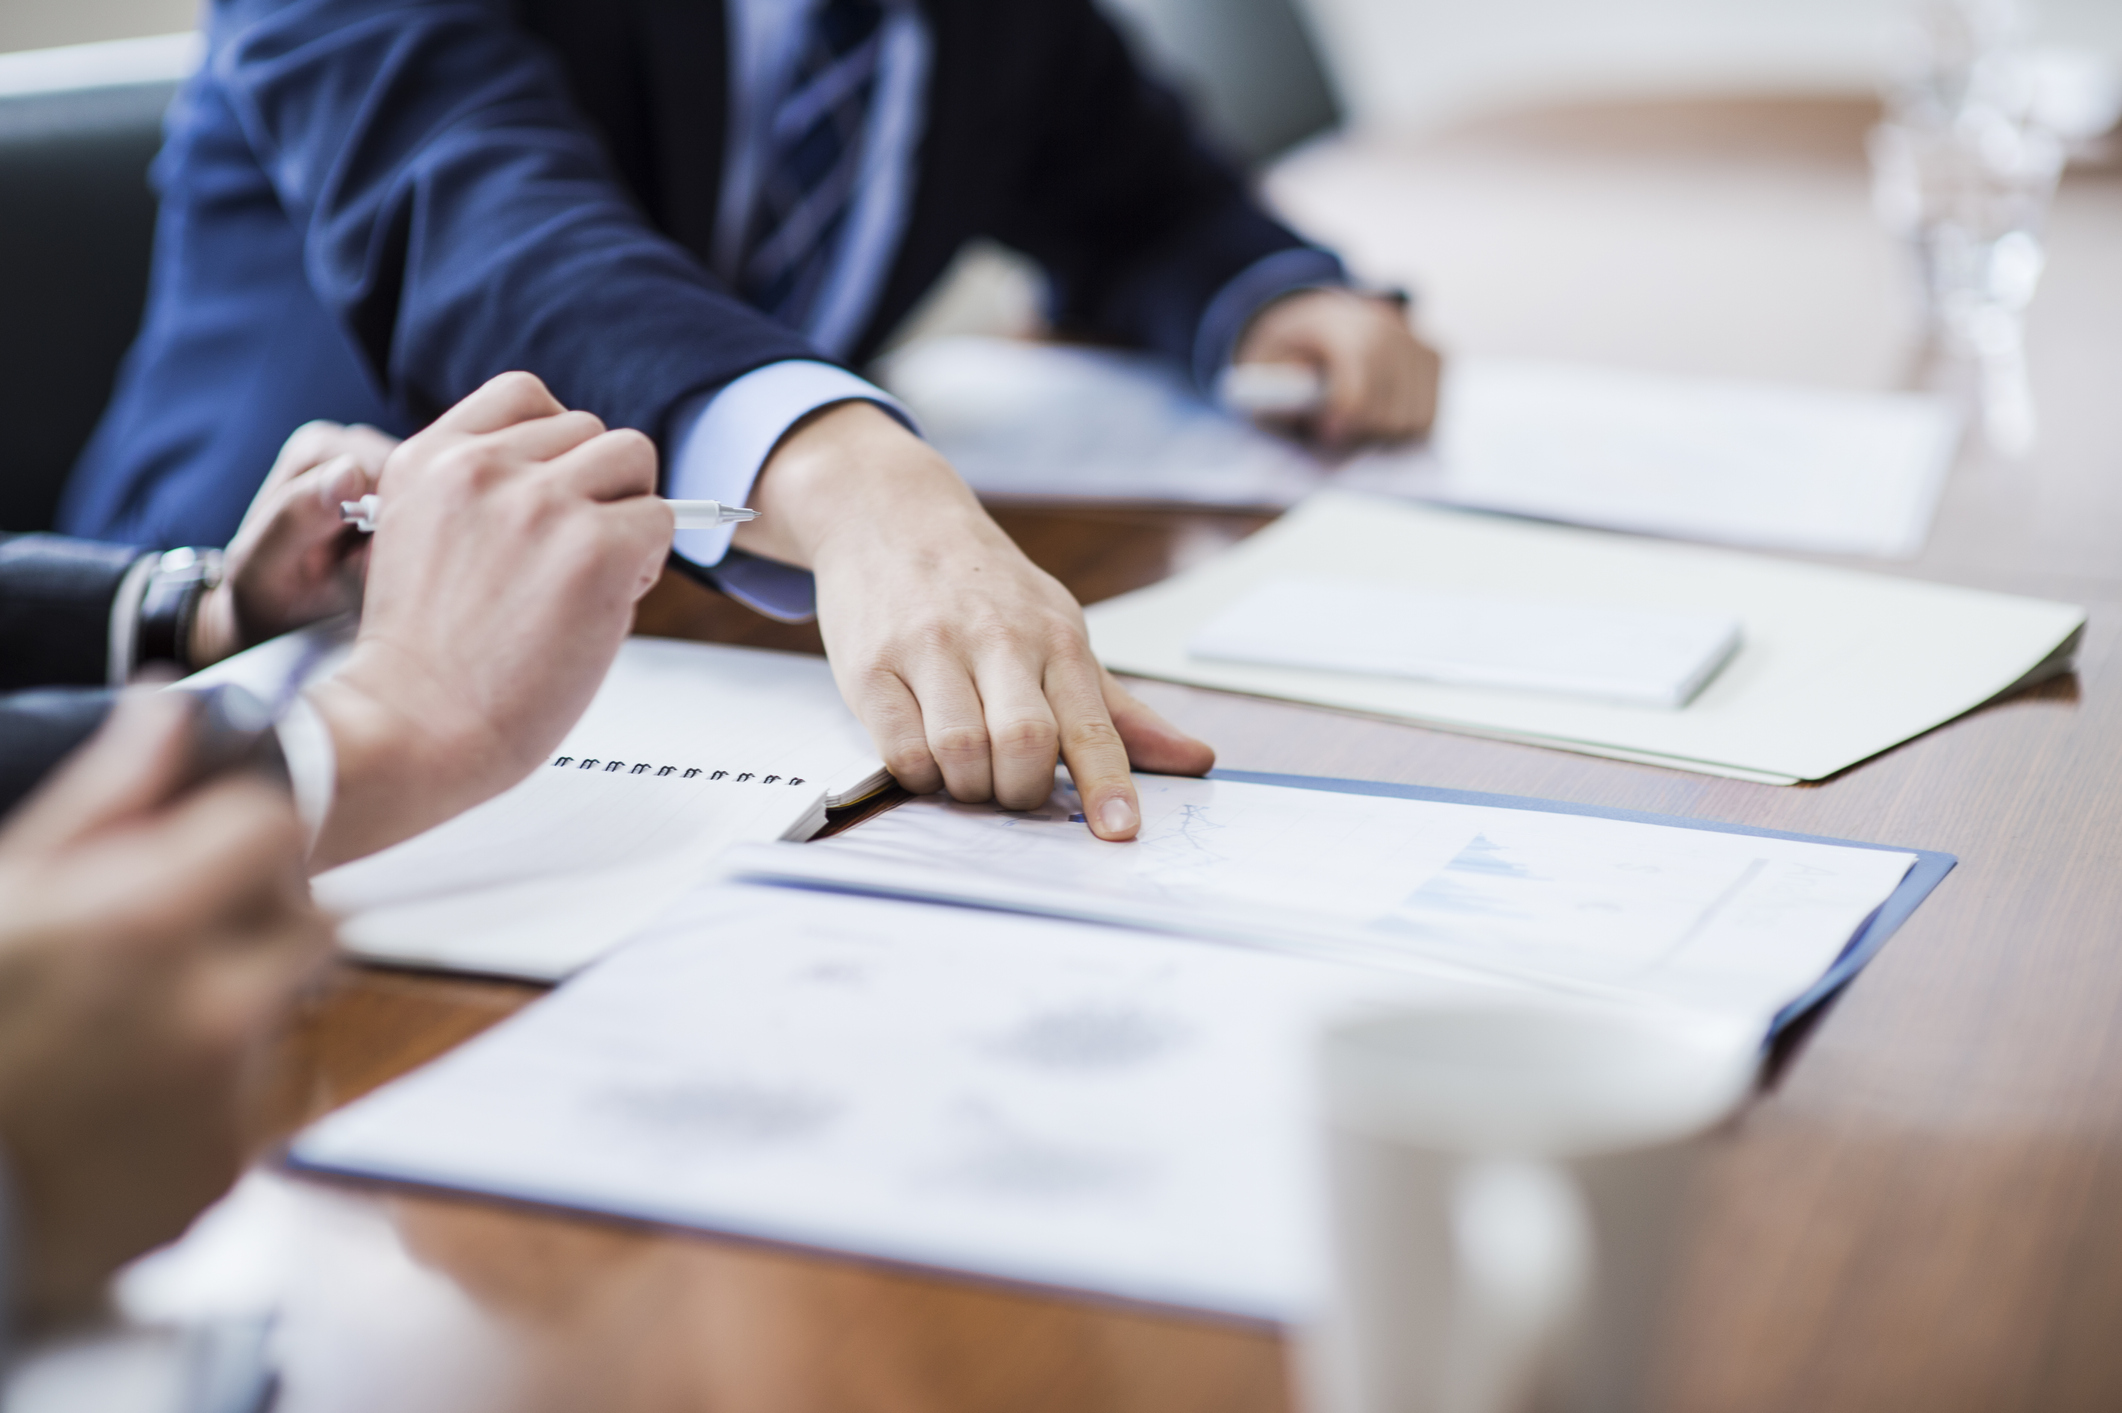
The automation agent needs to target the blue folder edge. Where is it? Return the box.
[1208,768,1957,1039]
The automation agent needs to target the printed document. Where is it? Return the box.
[295,882,1730,1321]
[879,337,1959,557]
[733,774,1916,1023]
[291,772,1916,1319]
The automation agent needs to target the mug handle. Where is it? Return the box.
[1441,1158,1593,1413]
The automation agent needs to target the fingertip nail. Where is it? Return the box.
[1097,796,1138,838]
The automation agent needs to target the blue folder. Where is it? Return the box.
[1208,768,1956,1036]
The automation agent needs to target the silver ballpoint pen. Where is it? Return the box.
[338,494,757,533]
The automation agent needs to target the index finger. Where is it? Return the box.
[1044,652,1139,841]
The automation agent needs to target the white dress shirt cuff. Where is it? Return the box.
[272,694,336,853]
[665,359,916,583]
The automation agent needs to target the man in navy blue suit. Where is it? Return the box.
[60,0,1439,842]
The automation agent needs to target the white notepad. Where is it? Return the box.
[1187,577,1740,708]
[306,638,886,980]
[1086,492,2083,784]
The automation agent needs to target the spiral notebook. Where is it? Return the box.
[306,637,889,980]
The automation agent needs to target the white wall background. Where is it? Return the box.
[0,0,196,54]
[7,0,2116,147]
[1294,0,2122,133]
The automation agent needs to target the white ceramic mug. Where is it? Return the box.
[1305,1001,1757,1413]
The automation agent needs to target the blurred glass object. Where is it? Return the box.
[1872,0,2076,457]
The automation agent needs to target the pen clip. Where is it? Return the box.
[341,494,381,533]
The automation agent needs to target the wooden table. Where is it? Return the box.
[227,98,2122,1411]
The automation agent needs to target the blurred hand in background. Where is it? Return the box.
[190,420,402,667]
[1236,288,1442,450]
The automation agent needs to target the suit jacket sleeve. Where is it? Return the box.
[208,0,820,442]
[0,534,144,692]
[0,690,116,820]
[980,0,1343,381]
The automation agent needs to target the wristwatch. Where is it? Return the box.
[135,546,226,673]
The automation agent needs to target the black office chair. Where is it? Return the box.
[0,80,175,533]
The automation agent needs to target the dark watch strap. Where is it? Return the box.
[135,547,224,673]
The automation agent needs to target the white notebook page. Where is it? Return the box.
[311,637,885,979]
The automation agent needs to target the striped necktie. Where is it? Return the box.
[739,0,888,331]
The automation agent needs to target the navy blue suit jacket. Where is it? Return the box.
[61,0,1325,549]
[0,534,133,815]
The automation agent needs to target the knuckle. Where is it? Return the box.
[600,428,660,488]
[284,420,343,459]
[909,617,964,659]
[1040,624,1095,669]
[853,664,909,697]
[1063,715,1126,754]
[554,409,607,441]
[884,746,941,787]
[993,716,1059,759]
[486,369,550,405]
[929,724,992,765]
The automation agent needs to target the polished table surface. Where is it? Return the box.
[223,98,2120,1411]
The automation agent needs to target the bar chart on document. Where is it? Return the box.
[746,775,1917,1021]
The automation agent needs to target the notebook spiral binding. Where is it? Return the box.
[551,756,805,787]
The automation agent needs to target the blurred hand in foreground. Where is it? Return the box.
[0,691,330,1328]
[1235,288,1442,450]
[304,372,672,868]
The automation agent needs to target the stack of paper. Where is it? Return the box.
[879,337,1961,558]
[291,771,1949,1319]
[1084,492,2083,784]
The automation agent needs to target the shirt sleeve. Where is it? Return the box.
[0,534,150,691]
[663,360,917,622]
[273,694,337,853]
[1190,246,1350,390]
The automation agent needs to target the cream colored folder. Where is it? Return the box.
[1084,493,2083,783]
